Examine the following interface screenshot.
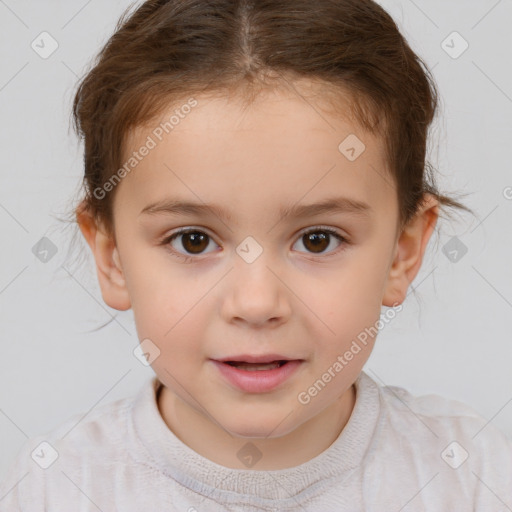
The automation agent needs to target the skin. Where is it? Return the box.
[77,80,439,470]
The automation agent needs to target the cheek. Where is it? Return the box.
[310,255,391,348]
[122,259,195,345]
[136,299,208,379]
[133,287,207,346]
[127,273,215,367]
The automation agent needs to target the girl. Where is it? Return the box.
[1,0,511,510]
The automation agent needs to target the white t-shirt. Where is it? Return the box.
[1,371,511,511]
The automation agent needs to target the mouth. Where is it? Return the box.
[215,354,301,370]
[224,360,289,371]
[211,355,304,392]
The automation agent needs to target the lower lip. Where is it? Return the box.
[211,360,303,393]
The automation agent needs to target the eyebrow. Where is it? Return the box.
[139,196,372,223]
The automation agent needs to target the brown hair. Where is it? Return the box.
[65,0,472,266]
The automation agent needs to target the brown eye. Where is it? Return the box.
[181,231,209,254]
[302,232,330,253]
[293,228,346,256]
[164,229,218,258]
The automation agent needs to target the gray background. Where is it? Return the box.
[1,0,511,482]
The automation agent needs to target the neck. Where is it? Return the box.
[157,383,356,470]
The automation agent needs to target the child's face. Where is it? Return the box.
[81,81,437,444]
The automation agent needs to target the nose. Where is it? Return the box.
[220,252,292,328]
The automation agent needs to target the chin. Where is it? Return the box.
[223,415,299,439]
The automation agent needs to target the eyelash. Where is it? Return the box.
[160,226,349,263]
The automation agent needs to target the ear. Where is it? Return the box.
[76,204,131,311]
[382,194,439,306]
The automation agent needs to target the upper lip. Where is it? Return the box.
[214,354,300,364]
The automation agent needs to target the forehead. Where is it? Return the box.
[117,82,396,222]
